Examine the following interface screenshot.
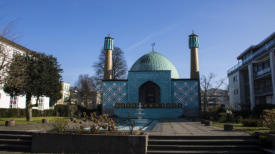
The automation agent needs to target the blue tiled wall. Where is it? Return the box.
[114,108,183,119]
[127,71,171,103]
[102,81,128,115]
[172,80,199,117]
[102,72,199,118]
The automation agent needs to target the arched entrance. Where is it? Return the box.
[139,81,160,104]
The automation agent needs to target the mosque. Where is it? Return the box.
[102,33,200,119]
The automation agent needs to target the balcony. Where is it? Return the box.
[255,87,273,96]
[255,67,271,77]
[227,38,275,75]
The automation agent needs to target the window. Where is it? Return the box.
[234,89,238,95]
[9,96,17,108]
[233,75,238,82]
[38,98,44,107]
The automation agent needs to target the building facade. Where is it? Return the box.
[228,32,275,110]
[57,82,70,105]
[0,36,50,110]
[87,91,102,109]
[201,89,229,110]
[102,34,200,119]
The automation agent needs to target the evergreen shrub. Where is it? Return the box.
[0,108,64,117]
[241,119,263,127]
[262,109,275,131]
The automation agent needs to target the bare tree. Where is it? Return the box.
[93,47,127,90]
[76,74,96,108]
[0,18,20,84]
[0,19,20,41]
[0,43,10,85]
[201,73,225,112]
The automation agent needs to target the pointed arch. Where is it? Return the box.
[139,81,160,104]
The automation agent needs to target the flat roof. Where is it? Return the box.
[237,32,275,60]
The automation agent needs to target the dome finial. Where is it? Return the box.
[151,42,156,52]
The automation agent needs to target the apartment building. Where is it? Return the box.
[227,32,275,110]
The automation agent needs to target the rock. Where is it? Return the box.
[224,124,233,131]
[204,120,212,126]
[70,117,76,121]
[42,119,49,124]
[5,120,15,126]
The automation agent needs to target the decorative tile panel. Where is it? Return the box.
[102,81,127,109]
[172,80,199,110]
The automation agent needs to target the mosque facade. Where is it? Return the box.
[102,34,200,119]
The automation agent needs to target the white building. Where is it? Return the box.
[57,82,70,105]
[88,91,102,109]
[227,32,275,110]
[0,36,50,110]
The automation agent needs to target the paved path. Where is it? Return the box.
[147,119,249,136]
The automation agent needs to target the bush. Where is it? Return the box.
[53,118,69,133]
[0,108,64,117]
[252,104,275,118]
[54,105,69,116]
[241,119,263,127]
[262,109,275,129]
[217,112,226,123]
[235,115,243,123]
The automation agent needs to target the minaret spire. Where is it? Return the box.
[151,42,156,52]
[104,35,114,80]
[189,32,201,112]
[189,32,200,80]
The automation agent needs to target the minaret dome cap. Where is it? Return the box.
[104,35,114,50]
[189,33,199,49]
[105,36,114,40]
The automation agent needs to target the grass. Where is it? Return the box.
[0,116,69,125]
[213,122,270,135]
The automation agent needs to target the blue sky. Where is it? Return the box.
[1,0,275,86]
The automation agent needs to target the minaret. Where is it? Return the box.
[104,36,114,80]
[189,33,200,80]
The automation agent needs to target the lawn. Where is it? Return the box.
[213,122,270,134]
[0,117,69,125]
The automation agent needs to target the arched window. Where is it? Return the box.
[139,81,160,104]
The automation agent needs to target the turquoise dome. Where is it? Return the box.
[130,52,180,78]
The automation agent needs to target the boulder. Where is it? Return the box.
[5,120,15,126]
[224,124,233,131]
[42,119,49,124]
[204,120,212,126]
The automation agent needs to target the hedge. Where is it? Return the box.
[0,105,77,117]
[0,108,56,117]
[241,119,263,127]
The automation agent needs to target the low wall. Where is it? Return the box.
[32,133,147,154]
[267,134,275,150]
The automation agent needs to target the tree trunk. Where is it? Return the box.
[203,95,207,112]
[26,93,32,121]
